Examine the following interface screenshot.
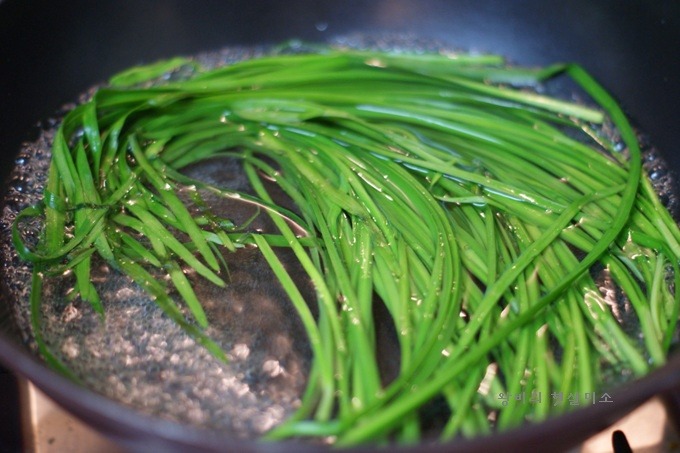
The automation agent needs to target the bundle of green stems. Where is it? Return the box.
[13,46,680,445]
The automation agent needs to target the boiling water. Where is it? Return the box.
[0,37,677,440]
[1,137,316,437]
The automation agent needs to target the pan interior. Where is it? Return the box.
[0,35,677,443]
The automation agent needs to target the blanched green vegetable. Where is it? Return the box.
[13,44,680,445]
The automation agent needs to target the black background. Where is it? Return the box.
[0,1,678,451]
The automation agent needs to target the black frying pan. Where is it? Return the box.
[0,1,679,451]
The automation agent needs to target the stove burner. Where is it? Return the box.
[612,430,633,453]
